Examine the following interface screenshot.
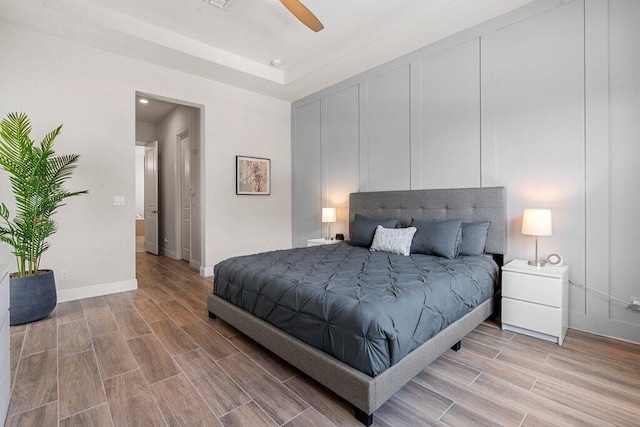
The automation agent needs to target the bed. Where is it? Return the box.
[207,187,506,425]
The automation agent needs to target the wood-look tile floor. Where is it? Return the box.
[7,252,640,426]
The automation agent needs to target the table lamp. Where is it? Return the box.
[322,207,336,240]
[522,208,552,267]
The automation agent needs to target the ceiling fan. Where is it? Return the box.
[280,0,324,32]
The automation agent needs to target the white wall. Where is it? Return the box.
[0,22,292,299]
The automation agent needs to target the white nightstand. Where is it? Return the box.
[307,238,341,247]
[501,259,569,345]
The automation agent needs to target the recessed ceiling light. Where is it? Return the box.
[270,59,282,67]
[203,0,235,10]
[139,99,149,104]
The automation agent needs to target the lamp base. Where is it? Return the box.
[527,260,547,267]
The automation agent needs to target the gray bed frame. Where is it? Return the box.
[207,187,506,425]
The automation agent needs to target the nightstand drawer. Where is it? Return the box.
[502,298,562,337]
[502,271,561,307]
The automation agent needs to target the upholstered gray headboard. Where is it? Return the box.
[349,187,507,255]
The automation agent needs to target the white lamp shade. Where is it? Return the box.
[322,207,336,223]
[522,209,552,236]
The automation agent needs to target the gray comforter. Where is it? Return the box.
[213,243,498,377]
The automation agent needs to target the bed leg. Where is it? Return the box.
[353,407,373,426]
[208,311,216,319]
[451,340,461,351]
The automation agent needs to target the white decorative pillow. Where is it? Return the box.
[370,225,417,256]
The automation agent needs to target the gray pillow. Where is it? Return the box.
[410,218,462,259]
[459,221,491,256]
[350,214,398,248]
[370,225,417,256]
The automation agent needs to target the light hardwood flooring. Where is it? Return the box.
[6,252,640,426]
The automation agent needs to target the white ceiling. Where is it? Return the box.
[0,0,534,101]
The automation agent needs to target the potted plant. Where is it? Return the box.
[0,112,88,325]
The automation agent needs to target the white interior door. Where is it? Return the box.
[180,134,191,262]
[144,141,159,255]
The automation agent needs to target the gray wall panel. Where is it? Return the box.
[326,85,360,238]
[495,0,585,312]
[292,99,322,247]
[584,0,610,320]
[609,0,640,325]
[419,38,481,189]
[365,66,411,191]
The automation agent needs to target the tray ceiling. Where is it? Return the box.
[0,0,534,101]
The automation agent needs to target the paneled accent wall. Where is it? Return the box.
[494,0,586,311]
[325,85,359,235]
[417,38,480,190]
[292,99,322,244]
[292,0,640,344]
[364,65,411,192]
[608,0,640,328]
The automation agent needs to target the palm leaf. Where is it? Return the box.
[0,112,88,276]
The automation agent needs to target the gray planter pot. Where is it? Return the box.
[10,270,57,326]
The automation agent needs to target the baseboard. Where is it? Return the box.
[199,266,214,277]
[569,311,640,344]
[189,259,201,271]
[57,279,138,303]
[162,248,178,259]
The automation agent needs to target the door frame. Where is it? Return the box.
[135,91,206,275]
[174,126,191,263]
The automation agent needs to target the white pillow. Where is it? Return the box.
[370,225,417,256]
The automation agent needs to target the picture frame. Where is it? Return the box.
[236,156,271,195]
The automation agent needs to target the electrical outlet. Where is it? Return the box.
[628,297,640,312]
[113,196,125,206]
[60,270,69,282]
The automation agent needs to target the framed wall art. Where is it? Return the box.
[236,156,271,195]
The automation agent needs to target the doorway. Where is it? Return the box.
[135,140,160,255]
[134,93,203,271]
[135,145,146,253]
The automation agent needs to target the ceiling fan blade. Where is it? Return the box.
[280,0,324,32]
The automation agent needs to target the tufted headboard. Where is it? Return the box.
[349,187,507,255]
